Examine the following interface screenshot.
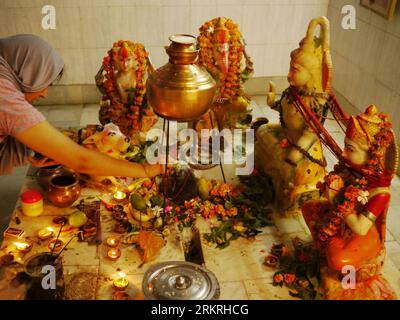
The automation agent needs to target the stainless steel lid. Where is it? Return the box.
[142,261,220,300]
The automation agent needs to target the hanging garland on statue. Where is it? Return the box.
[97,40,155,137]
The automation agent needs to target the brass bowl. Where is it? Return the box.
[47,174,81,208]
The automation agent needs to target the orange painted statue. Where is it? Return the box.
[302,105,398,300]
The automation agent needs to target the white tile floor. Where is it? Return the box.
[1,96,400,272]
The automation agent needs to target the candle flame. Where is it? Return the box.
[118,272,126,278]
[14,242,29,249]
[47,227,54,232]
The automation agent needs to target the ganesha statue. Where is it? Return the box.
[302,105,398,300]
[197,17,254,130]
[95,40,158,142]
[255,16,333,215]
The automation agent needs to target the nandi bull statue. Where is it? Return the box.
[255,16,333,215]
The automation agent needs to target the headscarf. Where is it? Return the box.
[0,34,64,92]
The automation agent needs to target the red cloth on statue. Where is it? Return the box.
[365,193,390,218]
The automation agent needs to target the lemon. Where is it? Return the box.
[68,211,88,228]
[130,193,147,211]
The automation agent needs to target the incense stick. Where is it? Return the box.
[51,223,64,256]
[53,234,76,261]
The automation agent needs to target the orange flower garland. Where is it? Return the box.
[197,17,254,102]
[99,40,155,137]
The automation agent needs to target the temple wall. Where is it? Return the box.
[0,0,328,84]
[327,0,400,150]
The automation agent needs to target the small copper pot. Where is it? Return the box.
[36,164,65,191]
[47,174,81,208]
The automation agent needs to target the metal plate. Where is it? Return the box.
[142,261,220,300]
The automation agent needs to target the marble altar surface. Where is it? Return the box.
[1,99,399,300]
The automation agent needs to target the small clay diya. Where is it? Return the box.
[48,239,64,253]
[113,191,127,203]
[107,248,121,261]
[106,236,119,248]
[113,272,129,290]
[38,227,55,240]
[14,241,33,253]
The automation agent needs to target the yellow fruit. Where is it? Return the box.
[127,178,151,192]
[130,206,153,222]
[197,178,210,200]
[68,211,88,228]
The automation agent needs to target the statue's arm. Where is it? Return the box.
[286,128,317,165]
[344,193,390,236]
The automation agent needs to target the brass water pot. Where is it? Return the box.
[146,34,217,122]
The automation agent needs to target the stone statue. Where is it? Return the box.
[255,16,333,215]
[302,105,398,300]
[95,40,157,142]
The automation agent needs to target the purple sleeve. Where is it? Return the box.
[0,79,45,138]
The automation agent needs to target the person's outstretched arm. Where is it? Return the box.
[15,120,162,178]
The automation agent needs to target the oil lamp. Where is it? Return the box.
[113,272,129,290]
[113,191,127,202]
[47,239,63,253]
[38,227,55,240]
[14,241,33,253]
[106,236,119,247]
[107,248,121,261]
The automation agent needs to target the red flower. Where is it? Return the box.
[284,273,296,284]
[280,138,290,148]
[273,273,284,284]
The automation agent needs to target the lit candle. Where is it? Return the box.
[48,239,63,253]
[113,272,129,290]
[113,191,127,202]
[107,248,121,261]
[106,236,119,248]
[14,241,33,253]
[38,227,55,240]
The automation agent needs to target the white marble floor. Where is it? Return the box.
[1,96,400,273]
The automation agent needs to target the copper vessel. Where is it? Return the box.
[146,34,217,122]
[47,174,81,208]
[36,164,66,191]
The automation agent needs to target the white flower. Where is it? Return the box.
[152,206,163,217]
[357,190,370,205]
